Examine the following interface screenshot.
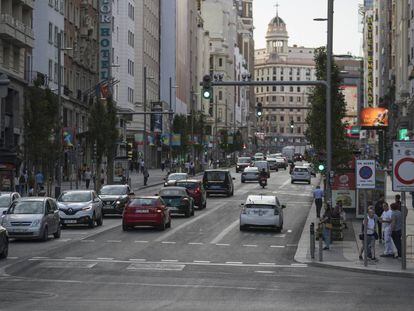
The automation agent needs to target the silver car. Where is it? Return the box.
[0,192,21,215]
[57,190,103,228]
[240,195,285,232]
[241,166,260,183]
[291,166,312,184]
[1,197,61,241]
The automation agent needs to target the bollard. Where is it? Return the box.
[310,222,315,259]
[318,223,324,262]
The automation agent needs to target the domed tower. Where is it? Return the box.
[265,9,289,59]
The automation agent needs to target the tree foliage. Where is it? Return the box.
[305,47,351,168]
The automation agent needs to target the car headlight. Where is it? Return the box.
[31,219,42,227]
[115,200,121,205]
[82,205,93,211]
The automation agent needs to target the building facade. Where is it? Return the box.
[254,14,316,152]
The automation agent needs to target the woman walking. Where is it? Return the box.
[359,207,379,260]
[320,205,333,250]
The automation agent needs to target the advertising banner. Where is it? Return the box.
[360,107,389,128]
[332,172,356,209]
[99,0,112,82]
[161,134,170,146]
[134,133,144,145]
[62,127,75,148]
[171,134,181,146]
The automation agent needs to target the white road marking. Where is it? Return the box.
[107,240,121,243]
[65,257,83,260]
[215,243,230,246]
[226,261,243,264]
[134,240,149,243]
[193,260,210,263]
[188,242,204,245]
[210,219,240,244]
[31,257,49,259]
[161,241,176,244]
[129,259,146,262]
[270,245,285,248]
[127,263,185,271]
[290,263,308,267]
[155,202,227,242]
[278,179,291,189]
[161,259,178,262]
[7,257,18,259]
[287,230,293,233]
[96,257,114,260]
[255,270,275,274]
[259,262,276,266]
[57,238,72,242]
[81,240,95,243]
[243,244,258,247]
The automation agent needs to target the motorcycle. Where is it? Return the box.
[259,176,267,189]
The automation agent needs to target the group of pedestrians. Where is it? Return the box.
[359,195,404,261]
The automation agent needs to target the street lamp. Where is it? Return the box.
[169,77,179,170]
[55,31,73,198]
[143,67,154,168]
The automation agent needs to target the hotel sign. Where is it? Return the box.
[366,15,374,106]
[99,0,112,81]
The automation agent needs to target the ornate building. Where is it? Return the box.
[254,12,316,151]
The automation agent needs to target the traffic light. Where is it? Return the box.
[318,163,325,172]
[256,103,263,117]
[202,75,213,99]
[290,120,294,129]
[127,143,133,160]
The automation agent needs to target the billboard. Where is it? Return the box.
[99,0,112,81]
[341,85,358,117]
[360,107,389,128]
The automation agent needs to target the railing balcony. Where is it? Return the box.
[0,13,34,48]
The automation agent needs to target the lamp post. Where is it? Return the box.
[55,31,72,198]
[143,67,154,168]
[169,77,178,170]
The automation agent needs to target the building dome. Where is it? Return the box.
[270,16,285,26]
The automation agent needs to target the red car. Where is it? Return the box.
[122,196,171,231]
[176,180,207,209]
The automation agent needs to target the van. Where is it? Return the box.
[202,170,235,197]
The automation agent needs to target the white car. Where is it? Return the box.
[240,195,285,232]
[291,166,311,184]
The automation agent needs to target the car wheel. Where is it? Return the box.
[166,217,171,228]
[191,205,195,216]
[158,220,166,231]
[291,180,294,184]
[122,222,130,231]
[241,179,245,183]
[88,213,96,229]
[203,201,207,209]
[96,212,103,226]
[53,225,61,239]
[185,209,191,218]
[41,226,49,242]
[239,225,247,231]
[0,236,8,259]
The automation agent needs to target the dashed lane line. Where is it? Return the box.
[255,270,275,274]
[80,240,95,243]
[270,245,285,248]
[134,240,149,243]
[210,219,239,244]
[107,240,122,243]
[226,261,243,264]
[243,244,258,247]
[96,257,114,260]
[188,242,204,245]
[161,259,179,262]
[129,259,146,262]
[278,179,291,189]
[215,243,230,246]
[161,241,176,244]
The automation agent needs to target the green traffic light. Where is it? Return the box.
[203,90,212,99]
[257,111,262,117]
[318,164,325,171]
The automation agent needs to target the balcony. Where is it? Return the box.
[0,14,34,48]
[20,0,34,9]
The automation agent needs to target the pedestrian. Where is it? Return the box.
[190,161,195,176]
[137,158,141,174]
[161,160,165,172]
[394,194,402,211]
[380,202,394,258]
[18,174,25,195]
[84,167,92,189]
[100,168,105,186]
[313,186,324,218]
[374,195,385,243]
[320,205,333,250]
[365,207,379,260]
[14,175,19,193]
[390,202,402,258]
[35,171,44,193]
[141,160,145,174]
[143,167,149,186]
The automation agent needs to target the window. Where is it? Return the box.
[219,58,223,67]
[54,26,59,46]
[272,86,276,91]
[297,87,301,92]
[289,87,293,92]
[280,116,284,122]
[48,23,53,43]
[219,91,223,100]
[297,116,301,122]
[289,96,293,102]
[128,30,134,47]
[298,97,301,102]
[127,59,134,76]
[272,96,276,101]
[128,3,135,20]
[280,127,284,134]
[54,62,58,82]
[297,127,302,134]
[127,87,134,103]
[281,86,284,91]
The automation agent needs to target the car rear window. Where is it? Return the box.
[130,198,158,206]
[176,182,197,189]
[238,158,250,163]
[294,168,309,172]
[160,189,186,196]
[245,204,275,209]
[204,171,226,182]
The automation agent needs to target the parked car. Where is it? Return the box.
[253,160,270,178]
[0,192,21,215]
[241,166,260,183]
[158,187,194,217]
[176,180,207,209]
[99,184,133,216]
[122,196,171,231]
[57,190,103,228]
[203,170,235,197]
[164,173,189,187]
[1,197,61,241]
[266,158,279,171]
[275,157,288,170]
[0,225,8,259]
[236,157,252,173]
[239,195,285,232]
[291,166,312,184]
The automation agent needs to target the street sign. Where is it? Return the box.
[392,141,414,192]
[356,159,376,189]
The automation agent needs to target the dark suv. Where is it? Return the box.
[202,170,235,197]
[176,180,207,209]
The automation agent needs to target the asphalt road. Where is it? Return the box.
[1,168,413,311]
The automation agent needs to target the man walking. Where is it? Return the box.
[143,167,149,186]
[374,195,385,243]
[84,167,92,189]
[35,171,44,193]
[390,202,402,258]
[380,202,394,257]
[313,186,324,218]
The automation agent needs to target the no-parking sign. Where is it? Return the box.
[392,141,414,192]
[356,160,376,189]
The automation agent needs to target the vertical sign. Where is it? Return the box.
[356,160,376,189]
[392,141,414,192]
[366,15,374,106]
[99,0,112,82]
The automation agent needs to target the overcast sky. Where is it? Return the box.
[253,0,363,56]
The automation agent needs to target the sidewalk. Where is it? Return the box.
[295,176,414,277]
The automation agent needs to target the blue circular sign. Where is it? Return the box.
[359,166,373,179]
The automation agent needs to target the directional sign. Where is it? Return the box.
[356,160,376,189]
[392,141,414,192]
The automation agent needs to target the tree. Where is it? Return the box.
[305,47,351,168]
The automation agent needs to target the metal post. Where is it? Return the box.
[191,91,195,162]
[55,31,63,198]
[310,222,315,259]
[234,87,237,164]
[169,77,173,170]
[363,189,368,267]
[402,191,407,270]
[143,67,147,168]
[326,0,334,205]
[215,94,218,168]
[319,223,323,262]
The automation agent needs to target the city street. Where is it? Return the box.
[1,168,413,311]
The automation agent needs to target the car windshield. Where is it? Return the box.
[205,171,226,182]
[130,198,158,206]
[168,174,187,181]
[294,168,309,172]
[255,162,267,168]
[238,158,250,163]
[245,167,258,172]
[58,192,92,202]
[160,189,186,197]
[99,186,128,195]
[245,204,275,209]
[0,195,11,207]
[176,182,197,190]
[8,201,44,214]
